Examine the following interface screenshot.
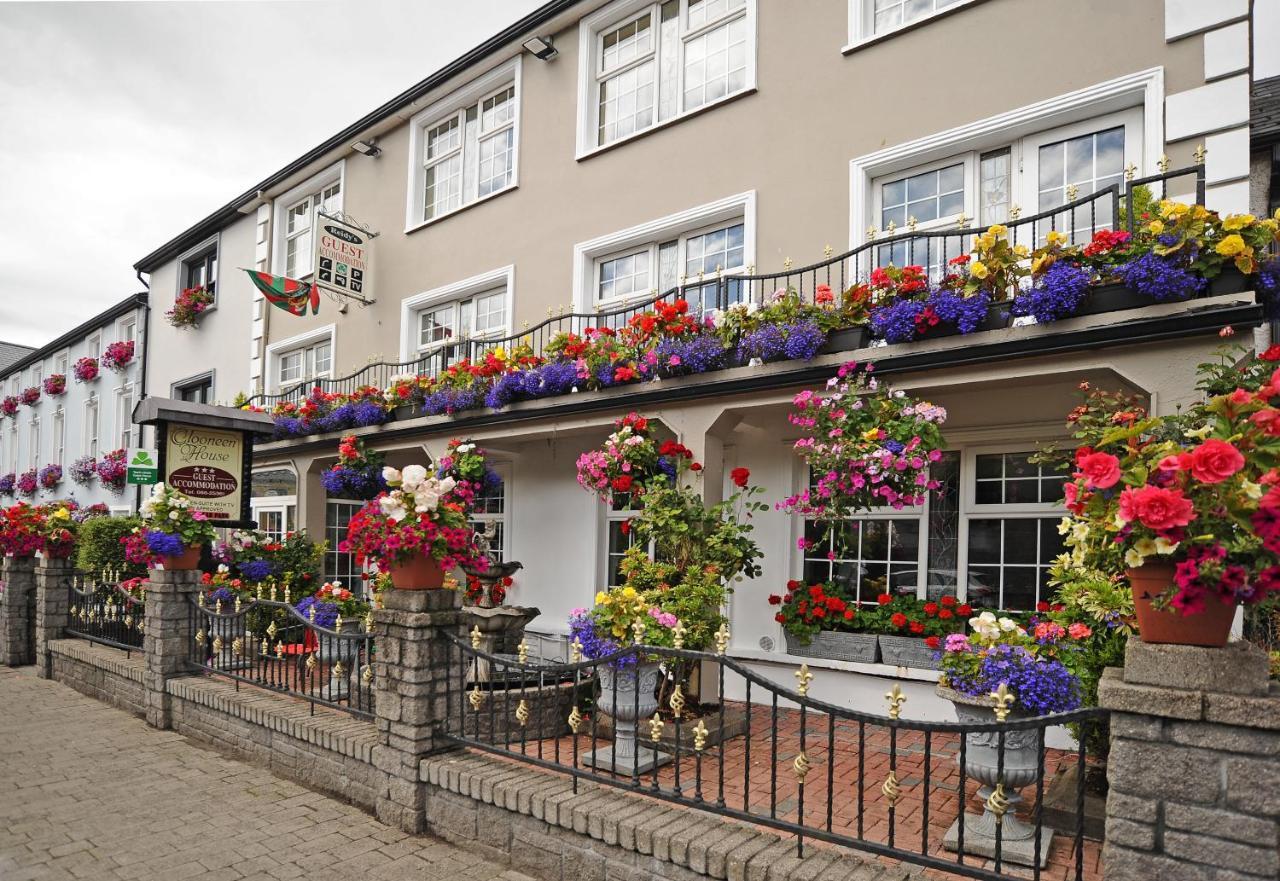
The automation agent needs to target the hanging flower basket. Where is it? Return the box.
[95,449,127,494]
[166,286,215,329]
[73,357,100,383]
[0,397,17,418]
[42,374,66,397]
[19,387,39,407]
[37,464,62,491]
[101,341,135,372]
[69,455,96,486]
[15,470,37,498]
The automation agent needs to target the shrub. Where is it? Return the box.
[76,515,146,579]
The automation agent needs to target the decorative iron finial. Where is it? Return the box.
[570,637,584,664]
[882,771,901,807]
[990,682,1015,723]
[274,640,285,660]
[211,635,223,655]
[364,612,374,633]
[1157,154,1171,173]
[334,614,343,631]
[361,664,374,684]
[793,750,812,782]
[886,219,897,235]
[256,583,264,600]
[515,699,530,727]
[308,605,316,624]
[469,684,485,711]
[782,257,794,272]
[954,212,969,228]
[631,616,646,645]
[713,623,730,656]
[567,705,583,734]
[332,661,345,679]
[1193,143,1207,165]
[795,664,814,698]
[232,637,244,658]
[470,625,482,650]
[194,629,206,647]
[866,225,877,241]
[907,216,918,232]
[305,652,318,673]
[1066,184,1079,203]
[648,713,664,743]
[1009,204,1022,221]
[197,592,206,608]
[824,244,833,258]
[260,637,269,655]
[1124,162,1137,182]
[266,620,278,639]
[886,683,906,720]
[986,783,1010,821]
[517,639,529,665]
[669,684,686,719]
[269,584,278,602]
[671,620,687,650]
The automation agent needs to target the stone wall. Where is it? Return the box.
[1099,640,1280,881]
[1,557,36,667]
[48,638,146,718]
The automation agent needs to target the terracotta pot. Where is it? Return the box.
[1127,562,1236,647]
[161,545,202,570]
[388,554,446,590]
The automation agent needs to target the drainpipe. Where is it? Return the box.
[135,274,151,514]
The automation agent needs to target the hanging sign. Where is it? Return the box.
[161,424,249,524]
[125,448,160,485]
[314,213,374,302]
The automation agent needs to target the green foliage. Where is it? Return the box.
[1116,183,1155,231]
[76,515,145,578]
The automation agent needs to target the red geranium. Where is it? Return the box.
[730,467,751,488]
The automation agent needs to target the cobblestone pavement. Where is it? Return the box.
[0,667,534,881]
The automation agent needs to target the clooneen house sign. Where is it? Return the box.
[134,398,267,529]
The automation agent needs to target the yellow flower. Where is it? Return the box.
[1013,244,1030,258]
[1160,201,1189,219]
[861,428,879,441]
[1215,234,1247,257]
[52,507,71,520]
[975,234,994,251]
[1031,254,1054,275]
[595,591,608,605]
[970,261,989,279]
[1046,230,1068,247]
[1154,536,1179,555]
[1147,220,1165,235]
[1222,214,1254,231]
[1124,547,1146,568]
[493,347,507,361]
[986,224,1008,239]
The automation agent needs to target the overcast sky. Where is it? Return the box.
[0,0,544,348]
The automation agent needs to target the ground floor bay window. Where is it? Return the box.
[800,447,1067,611]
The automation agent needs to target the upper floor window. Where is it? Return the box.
[53,350,68,377]
[115,383,135,450]
[595,219,745,312]
[848,0,977,47]
[85,333,101,360]
[84,393,98,458]
[578,0,756,155]
[28,415,40,469]
[278,341,331,387]
[399,267,514,362]
[51,407,65,467]
[183,245,218,299]
[175,373,214,404]
[407,59,521,230]
[271,163,344,280]
[118,315,137,345]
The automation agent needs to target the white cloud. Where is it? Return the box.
[0,0,544,347]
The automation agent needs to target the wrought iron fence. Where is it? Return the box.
[186,591,376,720]
[443,629,1107,881]
[247,165,1207,409]
[66,570,145,653]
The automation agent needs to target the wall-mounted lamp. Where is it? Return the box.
[351,140,382,158]
[522,35,558,61]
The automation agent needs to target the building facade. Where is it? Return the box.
[133,0,1265,713]
[0,294,148,515]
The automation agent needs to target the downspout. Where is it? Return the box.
[135,273,151,513]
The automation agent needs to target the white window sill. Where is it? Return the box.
[576,87,757,161]
[842,0,987,55]
[404,184,518,236]
[729,646,943,683]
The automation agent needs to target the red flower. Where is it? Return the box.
[877,593,893,605]
[938,609,953,620]
[923,602,939,615]
[1075,450,1122,489]
[1262,345,1280,362]
[843,609,856,620]
[939,595,957,607]
[619,519,631,536]
[815,284,834,305]
[690,462,703,472]
[890,612,908,629]
[1036,601,1051,612]
[730,467,751,488]
[1118,485,1196,531]
[774,612,786,623]
[1188,439,1244,485]
[908,620,925,634]
[957,604,972,616]
[924,636,941,649]
[611,475,633,493]
[768,594,783,605]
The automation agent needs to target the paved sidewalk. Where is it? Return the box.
[0,666,534,881]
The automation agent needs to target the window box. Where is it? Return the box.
[783,630,879,664]
[877,634,940,670]
[819,326,870,354]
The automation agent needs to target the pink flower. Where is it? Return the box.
[1068,623,1092,639]
[1075,450,1121,489]
[1118,485,1196,531]
[1187,439,1244,485]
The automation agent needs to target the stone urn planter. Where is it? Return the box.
[582,662,671,775]
[783,630,878,664]
[461,604,541,682]
[938,685,1053,867]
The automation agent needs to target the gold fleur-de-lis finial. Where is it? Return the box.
[266,620,278,639]
[1157,154,1171,173]
[954,212,969,228]
[212,635,223,655]
[361,664,373,684]
[882,771,901,807]
[332,661,345,679]
[990,682,1015,723]
[469,684,485,711]
[197,592,206,608]
[671,620,686,650]
[1124,162,1137,182]
[886,683,906,720]
[865,225,877,241]
[886,219,897,235]
[631,617,646,645]
[1066,183,1079,202]
[1193,143,1206,164]
[364,612,373,633]
[305,652,318,673]
[194,629,206,647]
[515,699,530,727]
[795,664,814,697]
[256,583,264,600]
[570,638,584,664]
[746,264,755,276]
[823,244,833,258]
[234,597,242,614]
[1009,204,1022,220]
[522,320,529,331]
[648,713,665,743]
[470,625,482,650]
[907,215,918,232]
[517,639,529,665]
[269,583,278,602]
[567,705,583,734]
[783,257,794,272]
[546,306,553,318]
[275,640,285,660]
[986,783,1010,821]
[232,637,244,658]
[308,605,316,624]
[793,751,812,782]
[669,684,685,719]
[713,623,730,656]
[334,614,344,631]
[260,636,269,655]
[692,719,709,751]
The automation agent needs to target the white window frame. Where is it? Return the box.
[405,57,522,233]
[53,349,69,378]
[250,465,299,540]
[84,393,99,459]
[575,0,758,159]
[52,406,65,468]
[844,0,986,52]
[28,414,40,470]
[871,153,977,236]
[398,266,514,361]
[116,315,138,347]
[85,332,101,361]
[265,324,336,394]
[469,461,510,563]
[325,499,370,595]
[114,382,135,450]
[572,191,756,311]
[6,420,16,474]
[849,69,1164,250]
[177,234,220,311]
[270,161,345,279]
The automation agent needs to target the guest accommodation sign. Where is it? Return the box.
[313,213,374,302]
[159,423,252,526]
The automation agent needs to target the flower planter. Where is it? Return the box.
[916,307,1010,340]
[938,685,1054,867]
[392,403,420,422]
[1208,265,1249,296]
[820,326,870,354]
[160,545,202,570]
[388,554,446,590]
[877,634,940,669]
[582,662,671,775]
[1127,562,1235,647]
[1072,283,1157,317]
[783,630,878,664]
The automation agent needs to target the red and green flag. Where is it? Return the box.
[242,270,320,316]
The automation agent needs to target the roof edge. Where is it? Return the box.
[0,293,149,379]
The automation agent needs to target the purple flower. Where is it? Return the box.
[1013,260,1091,323]
[144,530,186,557]
[351,400,388,427]
[736,323,787,363]
[295,596,339,629]
[484,372,527,409]
[655,335,730,376]
[1118,252,1207,301]
[321,464,387,500]
[521,361,580,399]
[931,289,993,334]
[869,298,926,343]
[781,320,827,361]
[567,611,636,668]
[947,644,1081,716]
[238,559,278,582]
[272,416,305,439]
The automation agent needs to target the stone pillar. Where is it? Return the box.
[0,556,36,667]
[34,557,73,678]
[142,569,200,730]
[1099,640,1280,881]
[372,587,465,833]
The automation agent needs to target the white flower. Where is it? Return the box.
[414,489,440,511]
[456,443,475,454]
[217,563,229,574]
[1057,517,1072,536]
[1134,537,1157,558]
[1154,536,1179,555]
[1242,479,1263,500]
[1124,547,1145,568]
[437,475,456,495]
[1071,522,1089,543]
[997,616,1020,633]
[168,511,179,521]
[378,496,407,523]
[401,464,428,490]
[969,611,1000,639]
[382,466,402,487]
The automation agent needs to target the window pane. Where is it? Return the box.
[426,117,460,160]
[599,60,656,144]
[683,17,748,111]
[882,164,963,230]
[598,251,650,302]
[601,14,652,73]
[425,153,463,218]
[687,0,745,29]
[979,148,1011,225]
[480,87,515,131]
[477,128,514,197]
[684,222,745,276]
[311,342,332,377]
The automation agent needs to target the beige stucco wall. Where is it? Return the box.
[232,0,1205,384]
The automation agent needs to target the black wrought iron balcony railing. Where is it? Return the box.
[248,165,1209,409]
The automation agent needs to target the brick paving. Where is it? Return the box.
[0,667,532,881]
